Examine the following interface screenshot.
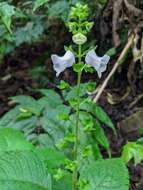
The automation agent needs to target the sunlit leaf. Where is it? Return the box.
[122,142,143,165]
[0,128,34,151]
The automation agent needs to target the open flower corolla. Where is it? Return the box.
[51,50,75,77]
[85,50,110,78]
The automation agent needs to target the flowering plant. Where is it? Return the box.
[51,3,129,190]
[51,3,110,79]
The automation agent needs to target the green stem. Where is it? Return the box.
[72,44,82,190]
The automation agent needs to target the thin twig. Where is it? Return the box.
[129,93,143,108]
[93,34,135,103]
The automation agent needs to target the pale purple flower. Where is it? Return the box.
[85,50,110,78]
[51,50,75,77]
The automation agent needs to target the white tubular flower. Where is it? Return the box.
[51,50,75,77]
[85,50,110,78]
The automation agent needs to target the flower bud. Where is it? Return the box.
[72,33,87,45]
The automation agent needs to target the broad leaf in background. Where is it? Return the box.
[33,0,49,11]
[0,128,33,151]
[15,21,44,46]
[10,95,43,116]
[39,89,63,108]
[0,2,15,33]
[80,158,129,190]
[122,142,143,165]
[48,0,69,21]
[41,105,71,144]
[28,133,55,148]
[0,90,69,147]
[0,106,20,128]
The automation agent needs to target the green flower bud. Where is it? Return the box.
[72,33,87,45]
[69,3,89,21]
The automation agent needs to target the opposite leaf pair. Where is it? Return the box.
[51,50,110,78]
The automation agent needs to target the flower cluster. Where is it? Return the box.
[51,50,110,78]
[51,3,110,79]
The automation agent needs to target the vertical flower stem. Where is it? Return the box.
[72,44,82,190]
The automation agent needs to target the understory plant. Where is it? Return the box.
[50,3,129,190]
[0,2,130,190]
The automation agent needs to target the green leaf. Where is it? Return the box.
[41,105,71,144]
[94,106,115,132]
[48,0,69,22]
[0,2,15,33]
[106,47,116,56]
[83,64,94,73]
[0,106,20,127]
[10,95,43,116]
[15,21,44,46]
[122,142,143,165]
[53,173,72,190]
[58,80,70,90]
[80,158,129,190]
[34,147,66,171]
[0,151,51,190]
[33,0,49,11]
[38,89,62,108]
[73,63,85,73]
[65,82,95,102]
[30,134,55,148]
[0,128,34,151]
[93,120,110,152]
[78,112,103,160]
[80,101,116,134]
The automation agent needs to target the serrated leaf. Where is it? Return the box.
[80,158,129,190]
[122,142,143,165]
[33,0,49,11]
[0,151,51,190]
[80,101,116,134]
